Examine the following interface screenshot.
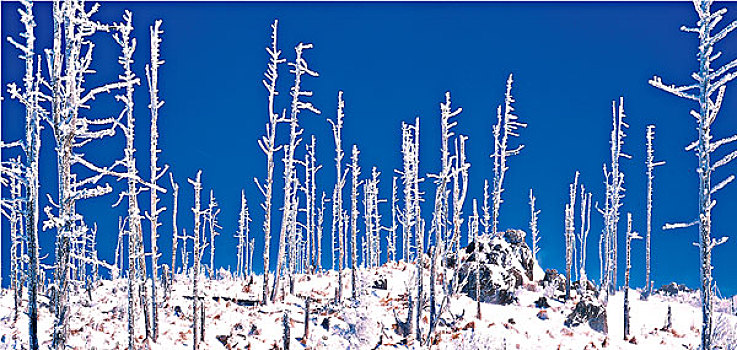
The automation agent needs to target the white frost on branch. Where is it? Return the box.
[490,74,526,236]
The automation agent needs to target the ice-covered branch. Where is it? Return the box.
[663,220,698,230]
[648,76,699,101]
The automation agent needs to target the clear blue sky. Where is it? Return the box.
[2,2,737,296]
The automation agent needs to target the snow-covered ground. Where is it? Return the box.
[0,263,735,349]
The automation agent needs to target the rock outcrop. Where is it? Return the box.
[458,229,537,305]
[564,296,608,334]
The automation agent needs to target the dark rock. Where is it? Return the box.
[459,230,536,305]
[543,269,566,292]
[372,277,387,290]
[565,296,608,334]
[504,229,526,244]
[216,335,229,346]
[658,282,692,296]
[534,296,550,309]
[537,310,549,320]
[573,279,597,292]
[321,318,330,331]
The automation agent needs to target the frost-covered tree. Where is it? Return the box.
[623,213,641,339]
[363,167,384,268]
[577,186,592,282]
[394,116,425,341]
[1,159,25,320]
[396,117,425,341]
[388,176,398,262]
[3,0,41,346]
[255,19,285,305]
[6,163,24,321]
[111,12,154,343]
[316,191,326,271]
[248,238,255,276]
[428,95,470,343]
[349,145,361,299]
[304,136,320,272]
[273,41,320,301]
[207,190,221,277]
[430,92,460,257]
[236,190,251,278]
[649,1,737,346]
[188,171,204,350]
[598,98,630,296]
[144,19,167,342]
[398,118,423,262]
[328,91,348,302]
[644,125,665,297]
[170,173,180,275]
[471,199,482,319]
[491,74,526,236]
[529,189,541,263]
[19,2,140,347]
[428,92,461,333]
[448,137,469,288]
[114,217,125,279]
[565,171,579,300]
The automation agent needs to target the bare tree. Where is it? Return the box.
[170,173,180,276]
[389,176,398,262]
[316,192,326,271]
[273,41,320,301]
[7,162,23,321]
[644,125,665,297]
[481,180,490,238]
[363,167,384,268]
[470,199,481,319]
[529,189,541,263]
[112,12,154,343]
[623,213,641,340]
[350,145,361,299]
[565,172,579,301]
[649,1,737,346]
[144,19,167,342]
[577,186,592,282]
[491,74,526,236]
[207,190,221,278]
[430,92,460,259]
[16,2,138,347]
[329,92,348,302]
[598,98,630,296]
[255,19,285,305]
[304,136,320,272]
[236,190,251,278]
[399,118,423,262]
[189,171,205,350]
[4,1,41,346]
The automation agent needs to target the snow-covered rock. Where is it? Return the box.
[564,295,608,334]
[457,230,537,305]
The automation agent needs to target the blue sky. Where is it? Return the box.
[2,1,737,296]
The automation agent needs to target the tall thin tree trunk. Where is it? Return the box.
[350,145,360,300]
[146,19,166,342]
[189,171,203,350]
